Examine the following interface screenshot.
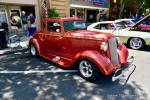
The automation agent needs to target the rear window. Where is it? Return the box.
[47,22,61,33]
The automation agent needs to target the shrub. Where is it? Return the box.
[48,8,59,18]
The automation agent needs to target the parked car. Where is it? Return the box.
[115,19,136,28]
[87,14,150,50]
[29,17,134,81]
[115,18,150,30]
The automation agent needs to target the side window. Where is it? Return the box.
[94,24,101,29]
[47,22,61,33]
[100,24,108,30]
[94,24,109,30]
[105,23,116,30]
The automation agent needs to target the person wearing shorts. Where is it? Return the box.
[21,11,28,35]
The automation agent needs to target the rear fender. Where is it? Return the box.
[74,50,115,75]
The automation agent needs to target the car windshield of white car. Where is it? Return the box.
[115,22,128,29]
[131,19,136,24]
[64,21,86,31]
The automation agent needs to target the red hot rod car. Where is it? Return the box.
[29,17,134,81]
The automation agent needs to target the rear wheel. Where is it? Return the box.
[78,59,101,81]
[128,38,145,50]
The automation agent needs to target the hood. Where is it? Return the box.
[132,14,150,28]
[67,29,113,40]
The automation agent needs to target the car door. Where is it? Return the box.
[43,21,64,56]
[43,21,73,59]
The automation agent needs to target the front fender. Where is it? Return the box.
[117,43,128,64]
[74,50,116,75]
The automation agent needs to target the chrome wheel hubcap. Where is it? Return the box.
[79,61,93,78]
[130,38,142,49]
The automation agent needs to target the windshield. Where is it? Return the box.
[114,20,136,29]
[124,20,135,25]
[64,21,86,31]
[131,19,136,24]
[115,22,128,29]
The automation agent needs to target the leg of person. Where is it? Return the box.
[23,24,28,36]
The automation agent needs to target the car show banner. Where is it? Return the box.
[71,0,109,8]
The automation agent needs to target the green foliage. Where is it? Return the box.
[119,0,149,18]
[143,0,150,9]
[48,8,59,18]
[122,0,130,4]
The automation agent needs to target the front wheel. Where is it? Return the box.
[78,59,101,81]
[128,38,145,50]
[30,44,38,56]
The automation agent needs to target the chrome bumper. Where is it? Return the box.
[112,56,136,85]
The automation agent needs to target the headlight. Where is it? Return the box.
[100,42,108,52]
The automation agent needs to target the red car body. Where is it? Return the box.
[29,17,129,76]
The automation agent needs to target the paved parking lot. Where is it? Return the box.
[0,48,150,100]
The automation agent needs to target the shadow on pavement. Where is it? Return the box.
[126,44,150,52]
[0,73,147,100]
[0,51,148,100]
[0,50,60,71]
[140,46,150,52]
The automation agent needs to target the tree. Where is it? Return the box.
[136,0,150,17]
[119,0,146,18]
[143,0,150,9]
[119,0,129,18]
[48,8,59,18]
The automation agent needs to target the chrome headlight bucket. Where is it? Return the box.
[100,42,108,52]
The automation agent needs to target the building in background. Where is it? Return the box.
[70,0,109,23]
[48,0,70,17]
[43,0,109,23]
[0,0,142,31]
[0,0,41,30]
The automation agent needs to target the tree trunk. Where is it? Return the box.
[119,0,125,19]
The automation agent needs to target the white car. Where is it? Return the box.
[87,14,150,50]
[115,19,136,27]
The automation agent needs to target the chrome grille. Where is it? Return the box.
[109,37,119,64]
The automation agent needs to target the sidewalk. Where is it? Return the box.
[0,35,29,55]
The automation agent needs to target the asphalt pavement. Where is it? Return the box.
[0,48,150,100]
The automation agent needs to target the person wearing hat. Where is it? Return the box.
[21,11,28,35]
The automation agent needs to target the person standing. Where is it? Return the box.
[28,12,35,25]
[27,12,36,38]
[21,11,28,35]
[1,22,9,42]
[10,15,18,33]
